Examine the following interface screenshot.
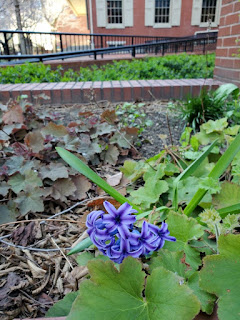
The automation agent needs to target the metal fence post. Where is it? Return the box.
[60,34,63,52]
[3,32,10,55]
[101,35,103,58]
[132,46,135,57]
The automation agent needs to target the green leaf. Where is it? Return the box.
[184,132,240,216]
[188,272,216,315]
[164,212,204,270]
[218,203,240,218]
[172,139,218,210]
[67,258,200,320]
[8,169,43,193]
[56,147,140,212]
[0,181,10,196]
[201,118,228,134]
[121,160,147,182]
[149,249,187,278]
[46,291,79,317]
[199,177,221,194]
[103,145,119,165]
[199,234,240,320]
[76,252,110,266]
[213,181,240,210]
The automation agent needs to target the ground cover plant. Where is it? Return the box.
[0,53,215,84]
[46,96,240,319]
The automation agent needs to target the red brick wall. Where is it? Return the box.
[90,0,218,37]
[214,0,240,86]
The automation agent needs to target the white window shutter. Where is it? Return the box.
[145,0,154,26]
[96,0,107,27]
[124,0,133,27]
[171,0,181,26]
[191,0,202,26]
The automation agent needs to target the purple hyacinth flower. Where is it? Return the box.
[107,237,130,264]
[86,210,113,249]
[148,222,176,250]
[102,201,137,239]
[129,221,158,257]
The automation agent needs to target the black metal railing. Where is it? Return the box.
[0,30,218,63]
[0,29,177,56]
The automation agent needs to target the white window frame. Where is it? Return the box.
[154,0,172,28]
[106,0,124,29]
[96,0,133,29]
[191,0,221,27]
[145,0,181,28]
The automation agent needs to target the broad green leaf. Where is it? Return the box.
[188,272,216,315]
[199,177,221,194]
[4,156,24,175]
[164,212,204,270]
[184,132,240,216]
[46,291,79,317]
[199,234,240,320]
[121,160,147,182]
[56,147,140,212]
[143,163,165,182]
[166,211,204,242]
[130,179,168,210]
[213,181,240,209]
[202,118,228,134]
[224,125,240,136]
[149,250,186,278]
[67,258,200,320]
[76,252,110,266]
[8,169,43,193]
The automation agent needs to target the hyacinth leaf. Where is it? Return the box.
[56,147,140,212]
[164,212,204,270]
[218,203,240,218]
[184,132,240,216]
[199,234,240,320]
[172,139,218,210]
[67,207,168,256]
[67,258,200,320]
[46,291,79,317]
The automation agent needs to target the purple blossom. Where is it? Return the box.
[85,202,176,264]
[102,201,137,239]
[148,222,176,250]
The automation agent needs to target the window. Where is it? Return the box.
[107,0,122,24]
[96,0,133,29]
[155,0,170,24]
[191,0,220,27]
[201,0,217,23]
[145,0,181,28]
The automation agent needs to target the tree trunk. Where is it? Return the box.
[13,0,26,54]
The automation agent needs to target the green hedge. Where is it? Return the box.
[0,53,215,84]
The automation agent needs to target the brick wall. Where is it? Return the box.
[214,0,240,86]
[90,0,219,38]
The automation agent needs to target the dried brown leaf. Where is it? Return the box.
[24,131,45,153]
[106,172,123,186]
[51,178,77,202]
[11,222,37,246]
[2,102,24,124]
[70,175,91,200]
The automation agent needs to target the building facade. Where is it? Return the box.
[88,0,222,37]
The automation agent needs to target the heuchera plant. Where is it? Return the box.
[86,201,176,264]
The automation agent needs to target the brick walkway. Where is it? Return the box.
[0,78,223,105]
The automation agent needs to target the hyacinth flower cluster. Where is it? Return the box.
[86,201,176,264]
